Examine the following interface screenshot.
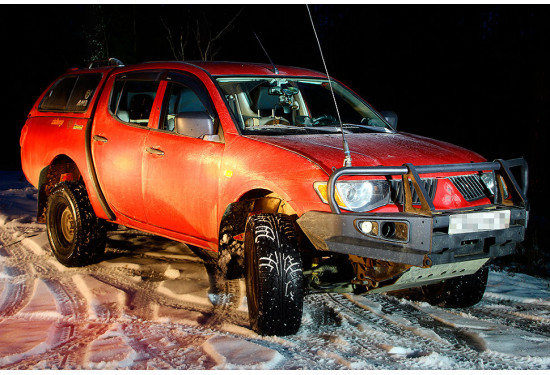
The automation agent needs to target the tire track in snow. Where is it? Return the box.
[88,267,243,328]
[321,293,541,369]
[1,225,253,369]
[88,238,249,332]
[3,322,111,370]
[0,266,35,318]
[119,322,218,369]
[320,293,469,369]
[258,294,405,370]
[2,210,550,369]
[139,245,250,330]
[465,303,550,337]
[401,297,550,369]
[0,227,114,369]
[0,233,37,318]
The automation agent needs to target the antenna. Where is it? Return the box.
[254,32,279,75]
[306,5,352,168]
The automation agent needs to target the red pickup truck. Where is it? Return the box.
[20,60,529,336]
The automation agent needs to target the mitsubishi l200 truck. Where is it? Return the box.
[20,60,529,335]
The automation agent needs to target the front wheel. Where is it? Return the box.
[46,182,106,267]
[244,213,304,336]
[421,265,489,308]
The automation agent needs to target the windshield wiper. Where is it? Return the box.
[341,123,392,133]
[246,125,348,134]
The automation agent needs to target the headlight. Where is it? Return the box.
[314,180,390,212]
[481,172,508,197]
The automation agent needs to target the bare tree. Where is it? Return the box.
[194,7,244,61]
[162,6,244,61]
[161,13,190,61]
[84,5,110,62]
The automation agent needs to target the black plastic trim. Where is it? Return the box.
[84,72,116,221]
[297,206,527,267]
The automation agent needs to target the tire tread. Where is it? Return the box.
[245,213,304,336]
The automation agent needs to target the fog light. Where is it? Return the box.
[356,220,378,236]
[360,221,373,234]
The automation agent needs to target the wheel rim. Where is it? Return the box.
[60,206,75,243]
[51,197,76,254]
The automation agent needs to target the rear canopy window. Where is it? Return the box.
[39,74,102,112]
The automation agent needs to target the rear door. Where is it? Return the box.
[91,71,162,222]
[143,72,224,242]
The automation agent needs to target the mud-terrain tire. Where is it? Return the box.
[46,181,106,267]
[244,213,304,336]
[421,265,488,308]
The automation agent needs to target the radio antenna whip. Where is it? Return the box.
[306,4,352,167]
[254,32,279,75]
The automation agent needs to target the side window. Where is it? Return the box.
[39,74,101,112]
[66,74,102,111]
[110,80,159,125]
[39,77,78,111]
[161,82,208,131]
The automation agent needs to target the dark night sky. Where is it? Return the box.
[1,4,548,218]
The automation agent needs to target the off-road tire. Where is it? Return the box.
[244,213,304,336]
[46,181,106,267]
[421,265,489,308]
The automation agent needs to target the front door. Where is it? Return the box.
[143,74,224,243]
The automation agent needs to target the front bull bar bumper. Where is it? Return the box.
[297,158,529,268]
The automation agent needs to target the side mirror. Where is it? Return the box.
[175,111,218,140]
[380,110,398,130]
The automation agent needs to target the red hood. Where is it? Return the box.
[248,132,485,175]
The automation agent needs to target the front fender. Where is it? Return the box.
[218,134,330,224]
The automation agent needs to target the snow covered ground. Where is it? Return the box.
[1,170,550,370]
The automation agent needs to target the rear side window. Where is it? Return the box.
[109,80,159,125]
[39,77,77,111]
[39,74,102,112]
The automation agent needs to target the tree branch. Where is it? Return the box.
[160,16,179,60]
[211,6,244,42]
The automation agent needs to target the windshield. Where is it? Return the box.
[216,77,393,136]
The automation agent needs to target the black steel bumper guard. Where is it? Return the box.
[297,158,529,268]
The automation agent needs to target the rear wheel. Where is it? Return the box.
[46,182,106,267]
[245,213,304,336]
[421,265,489,308]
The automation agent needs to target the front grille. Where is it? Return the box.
[390,174,488,205]
[449,174,488,202]
[390,178,437,205]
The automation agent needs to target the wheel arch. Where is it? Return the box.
[37,155,83,223]
[219,188,298,244]
[217,188,300,279]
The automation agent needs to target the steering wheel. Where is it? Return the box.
[312,114,338,126]
[263,117,290,126]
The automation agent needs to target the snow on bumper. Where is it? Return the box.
[296,206,527,268]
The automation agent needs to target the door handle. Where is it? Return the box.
[93,135,108,143]
[146,147,165,156]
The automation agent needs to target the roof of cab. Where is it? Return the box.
[73,61,326,78]
[185,61,325,77]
